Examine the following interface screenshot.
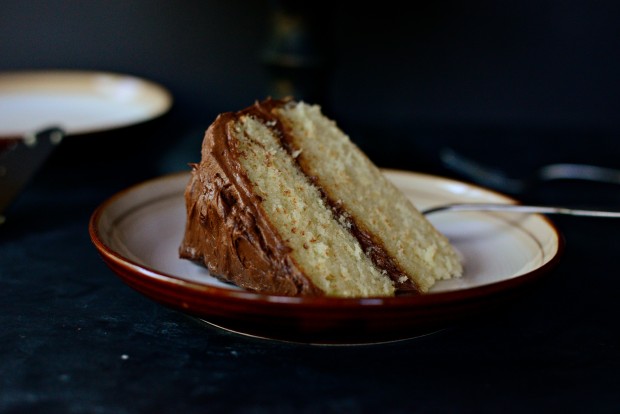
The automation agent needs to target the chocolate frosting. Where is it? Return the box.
[179,98,418,296]
[179,99,324,296]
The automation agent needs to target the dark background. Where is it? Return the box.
[2,0,620,173]
[2,1,620,413]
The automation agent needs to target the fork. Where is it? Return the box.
[421,202,620,218]
[439,147,620,195]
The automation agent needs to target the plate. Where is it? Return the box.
[89,170,564,345]
[0,70,172,137]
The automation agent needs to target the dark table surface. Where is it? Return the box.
[2,113,619,414]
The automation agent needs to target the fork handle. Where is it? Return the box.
[422,203,620,218]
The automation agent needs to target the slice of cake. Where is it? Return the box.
[179,98,462,297]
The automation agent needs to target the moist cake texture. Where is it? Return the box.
[179,98,462,297]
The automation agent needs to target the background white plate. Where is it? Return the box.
[0,70,172,137]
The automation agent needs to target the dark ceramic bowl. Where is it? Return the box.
[0,70,172,220]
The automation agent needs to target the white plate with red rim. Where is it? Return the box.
[89,169,564,345]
